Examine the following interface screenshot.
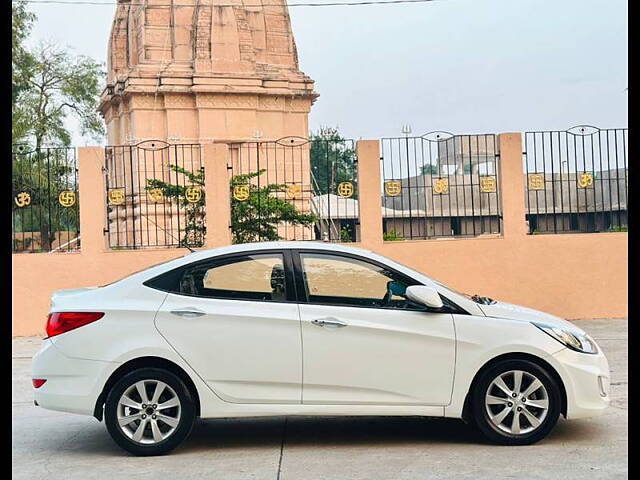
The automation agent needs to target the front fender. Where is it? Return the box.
[445,314,564,418]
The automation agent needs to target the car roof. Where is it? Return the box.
[185,241,376,261]
[118,241,384,286]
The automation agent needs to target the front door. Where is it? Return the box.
[154,251,302,404]
[295,251,456,405]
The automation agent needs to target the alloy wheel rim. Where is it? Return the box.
[484,370,549,435]
[117,380,182,445]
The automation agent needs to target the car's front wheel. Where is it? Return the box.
[104,367,196,456]
[471,359,561,445]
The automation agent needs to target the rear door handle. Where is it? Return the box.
[170,308,205,318]
[311,317,348,328]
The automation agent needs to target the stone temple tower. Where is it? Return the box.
[100,0,318,247]
[100,0,318,144]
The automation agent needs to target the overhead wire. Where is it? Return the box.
[14,0,440,8]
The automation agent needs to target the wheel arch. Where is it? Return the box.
[93,356,201,421]
[460,352,567,423]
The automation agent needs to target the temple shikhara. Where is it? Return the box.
[100,0,318,144]
[100,0,321,246]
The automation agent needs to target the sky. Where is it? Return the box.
[25,0,628,144]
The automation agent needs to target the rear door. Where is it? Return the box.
[152,250,303,404]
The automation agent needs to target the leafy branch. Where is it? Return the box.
[146,166,318,246]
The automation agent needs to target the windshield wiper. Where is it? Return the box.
[471,294,497,305]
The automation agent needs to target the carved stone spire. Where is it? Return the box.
[100,0,318,144]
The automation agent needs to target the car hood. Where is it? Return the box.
[477,301,585,333]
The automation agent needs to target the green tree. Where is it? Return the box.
[310,127,357,197]
[146,166,317,245]
[146,166,206,247]
[230,170,317,244]
[420,163,439,175]
[15,42,105,149]
[12,3,104,251]
[12,1,36,142]
[12,148,78,251]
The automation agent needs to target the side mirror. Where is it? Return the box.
[405,285,444,309]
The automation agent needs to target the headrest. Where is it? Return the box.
[270,264,285,290]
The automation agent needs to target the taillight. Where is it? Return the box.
[32,379,47,388]
[46,312,104,338]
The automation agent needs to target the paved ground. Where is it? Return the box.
[13,319,627,480]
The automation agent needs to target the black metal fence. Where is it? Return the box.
[380,132,501,240]
[12,145,80,253]
[104,141,204,249]
[523,126,628,234]
[228,136,358,243]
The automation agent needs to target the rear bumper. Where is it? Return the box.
[32,339,117,416]
[552,347,610,419]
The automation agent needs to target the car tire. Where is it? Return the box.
[470,359,561,445]
[104,367,196,456]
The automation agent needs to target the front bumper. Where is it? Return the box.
[32,339,117,416]
[552,347,610,419]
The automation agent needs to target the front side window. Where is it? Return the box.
[299,253,419,309]
[176,254,288,302]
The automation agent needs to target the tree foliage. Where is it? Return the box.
[310,127,357,197]
[12,1,36,141]
[146,165,206,247]
[11,2,104,250]
[146,166,317,246]
[230,170,317,244]
[12,148,78,251]
[15,43,105,148]
[420,163,439,175]
[383,228,404,241]
[12,3,105,147]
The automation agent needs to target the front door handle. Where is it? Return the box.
[311,317,348,328]
[170,308,205,318]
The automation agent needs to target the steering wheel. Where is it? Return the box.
[381,286,393,307]
[381,280,405,307]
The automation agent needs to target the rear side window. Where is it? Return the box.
[145,253,289,302]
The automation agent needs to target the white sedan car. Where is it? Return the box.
[32,242,610,456]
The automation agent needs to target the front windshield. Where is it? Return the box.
[362,254,498,305]
[375,255,473,299]
[431,279,472,299]
[432,279,498,305]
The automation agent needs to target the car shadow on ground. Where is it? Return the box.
[52,415,607,457]
[184,415,604,452]
[46,416,480,458]
[188,416,481,450]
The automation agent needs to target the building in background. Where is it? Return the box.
[100,0,319,245]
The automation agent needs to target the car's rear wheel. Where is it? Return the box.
[471,359,561,445]
[104,368,196,456]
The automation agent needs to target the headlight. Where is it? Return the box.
[533,323,598,354]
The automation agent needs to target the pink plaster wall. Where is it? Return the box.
[11,138,628,337]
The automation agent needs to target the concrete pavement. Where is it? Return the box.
[12,319,628,480]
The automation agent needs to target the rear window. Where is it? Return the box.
[144,253,290,302]
[101,255,190,287]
